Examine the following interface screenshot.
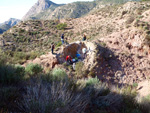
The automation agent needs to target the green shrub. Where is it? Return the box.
[86,77,100,87]
[15,65,25,76]
[13,52,28,64]
[25,63,43,76]
[75,61,84,78]
[52,68,67,81]
[56,23,67,30]
[0,64,25,85]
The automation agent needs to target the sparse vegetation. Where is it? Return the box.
[75,61,84,78]
[56,23,67,30]
[0,57,150,112]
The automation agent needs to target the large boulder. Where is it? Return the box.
[62,42,87,59]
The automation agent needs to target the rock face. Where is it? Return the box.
[3,18,20,27]
[62,42,87,59]
[22,0,60,21]
[0,18,20,34]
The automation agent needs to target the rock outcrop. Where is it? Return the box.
[23,41,99,72]
[23,52,59,71]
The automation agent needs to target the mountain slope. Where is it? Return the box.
[48,2,97,20]
[0,24,11,34]
[22,0,97,20]
[4,18,20,26]
[0,18,20,34]
[22,0,62,20]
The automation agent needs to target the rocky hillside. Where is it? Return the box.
[0,20,64,52]
[1,1,150,85]
[1,1,150,113]
[60,1,150,84]
[0,18,20,34]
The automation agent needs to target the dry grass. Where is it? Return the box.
[18,81,89,113]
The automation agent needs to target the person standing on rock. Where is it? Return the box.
[83,34,86,41]
[82,48,87,59]
[51,43,55,54]
[61,33,64,44]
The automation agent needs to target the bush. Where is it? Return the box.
[13,52,27,64]
[52,68,68,81]
[18,81,89,113]
[56,23,67,30]
[75,61,84,78]
[25,63,43,76]
[86,77,100,87]
[0,64,25,85]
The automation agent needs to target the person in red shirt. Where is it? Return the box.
[66,55,72,64]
